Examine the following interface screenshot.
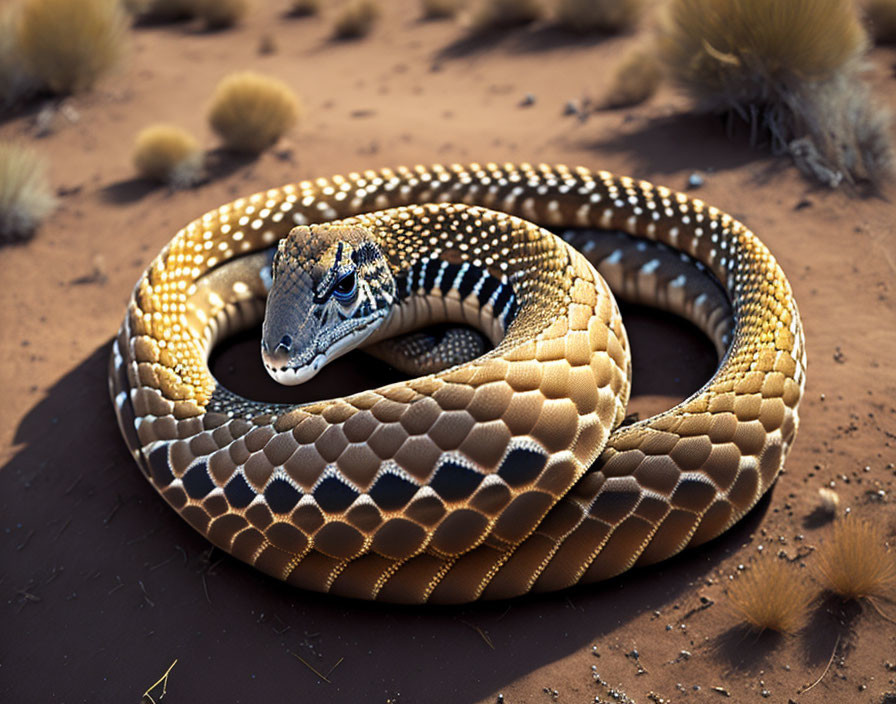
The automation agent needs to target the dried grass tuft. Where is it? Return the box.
[726,557,816,633]
[17,0,128,94]
[555,0,642,34]
[867,0,896,43]
[0,141,57,244]
[287,0,320,17]
[465,0,542,32]
[0,5,38,109]
[421,0,465,20]
[132,124,203,188]
[817,514,896,601]
[194,0,249,29]
[602,47,661,108]
[659,0,893,187]
[124,0,196,22]
[207,71,300,154]
[333,0,380,39]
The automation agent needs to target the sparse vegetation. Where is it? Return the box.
[421,0,465,19]
[555,0,642,33]
[124,0,196,22]
[817,515,896,601]
[0,4,38,109]
[602,47,661,108]
[726,557,816,633]
[0,142,57,244]
[465,0,543,32]
[194,0,249,29]
[287,0,320,16]
[333,0,380,39]
[207,71,300,154]
[17,0,128,94]
[866,0,896,42]
[658,0,893,187]
[132,124,204,188]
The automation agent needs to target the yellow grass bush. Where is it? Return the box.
[194,0,249,29]
[465,0,542,32]
[603,48,661,108]
[207,71,300,154]
[659,0,893,187]
[288,0,321,16]
[132,124,203,188]
[555,0,641,33]
[726,557,815,633]
[17,0,128,94]
[124,0,195,22]
[0,5,38,108]
[421,0,465,19]
[817,515,896,601]
[333,0,380,39]
[0,142,57,244]
[867,0,896,42]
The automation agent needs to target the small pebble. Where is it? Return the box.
[687,172,705,189]
[564,100,579,116]
[520,93,536,107]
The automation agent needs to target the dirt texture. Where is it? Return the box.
[2,2,895,703]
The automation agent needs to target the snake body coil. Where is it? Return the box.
[110,163,805,604]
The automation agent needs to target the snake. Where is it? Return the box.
[109,163,805,604]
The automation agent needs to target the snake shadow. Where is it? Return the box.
[2,306,771,704]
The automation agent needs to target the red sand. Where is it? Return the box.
[2,3,895,702]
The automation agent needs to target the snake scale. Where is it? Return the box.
[109,163,805,604]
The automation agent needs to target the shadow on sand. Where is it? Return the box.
[3,305,767,703]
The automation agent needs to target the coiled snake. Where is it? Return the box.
[109,163,805,604]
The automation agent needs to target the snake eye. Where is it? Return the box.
[333,271,357,302]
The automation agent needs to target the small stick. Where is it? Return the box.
[103,497,123,526]
[142,658,177,704]
[289,650,332,683]
[325,656,344,678]
[53,518,72,541]
[460,620,495,650]
[798,634,839,694]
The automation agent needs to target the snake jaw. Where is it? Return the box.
[262,314,386,385]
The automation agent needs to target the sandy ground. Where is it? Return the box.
[2,2,896,702]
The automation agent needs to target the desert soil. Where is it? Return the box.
[2,2,895,703]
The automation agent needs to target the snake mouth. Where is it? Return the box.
[261,318,383,386]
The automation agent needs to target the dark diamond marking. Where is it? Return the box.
[497,447,547,487]
[369,473,419,511]
[146,444,174,486]
[430,460,483,502]
[313,477,358,513]
[224,473,256,509]
[182,460,215,499]
[264,478,302,514]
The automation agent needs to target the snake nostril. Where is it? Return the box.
[277,334,292,351]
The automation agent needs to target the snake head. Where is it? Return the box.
[261,223,396,385]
